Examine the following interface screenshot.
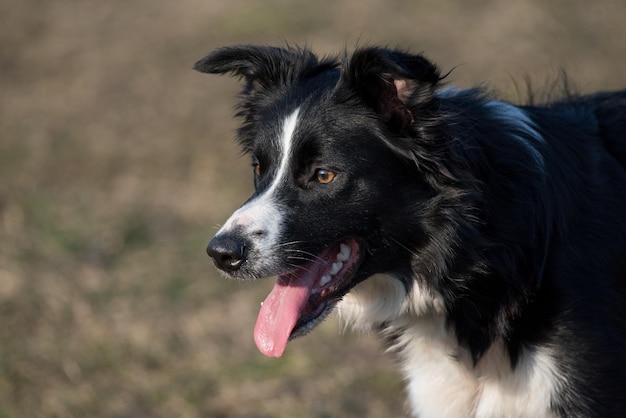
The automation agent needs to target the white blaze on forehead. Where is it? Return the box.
[270,107,300,196]
[215,108,301,244]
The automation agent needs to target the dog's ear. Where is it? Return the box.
[194,45,330,93]
[342,47,441,131]
[194,45,338,152]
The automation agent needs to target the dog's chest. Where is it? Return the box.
[391,316,560,418]
[338,275,562,418]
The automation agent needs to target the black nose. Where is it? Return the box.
[206,235,247,272]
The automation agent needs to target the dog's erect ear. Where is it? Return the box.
[194,45,333,93]
[342,47,441,130]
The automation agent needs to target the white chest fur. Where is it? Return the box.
[337,274,563,418]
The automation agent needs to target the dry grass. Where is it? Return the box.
[1,1,625,416]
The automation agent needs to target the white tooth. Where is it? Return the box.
[330,261,343,275]
[337,243,351,261]
[320,274,332,286]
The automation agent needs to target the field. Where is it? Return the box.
[1,1,626,416]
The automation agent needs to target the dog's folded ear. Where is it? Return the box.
[342,47,441,131]
[194,45,334,93]
[194,45,338,151]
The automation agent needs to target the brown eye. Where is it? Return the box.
[315,168,336,184]
[253,163,261,177]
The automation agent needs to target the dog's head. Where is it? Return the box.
[195,45,443,357]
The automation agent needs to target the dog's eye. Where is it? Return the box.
[253,163,261,177]
[314,168,336,184]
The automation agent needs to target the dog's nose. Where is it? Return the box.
[206,235,247,272]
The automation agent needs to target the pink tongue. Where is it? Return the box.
[254,270,317,357]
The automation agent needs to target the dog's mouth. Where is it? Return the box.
[253,238,363,357]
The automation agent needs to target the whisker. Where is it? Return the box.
[388,235,422,259]
[285,255,319,264]
[284,249,327,265]
[267,240,328,265]
[272,240,307,249]
[282,262,318,278]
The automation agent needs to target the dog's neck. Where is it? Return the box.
[336,274,561,418]
[337,273,444,332]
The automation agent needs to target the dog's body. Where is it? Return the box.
[196,45,626,417]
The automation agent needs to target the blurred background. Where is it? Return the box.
[1,1,625,417]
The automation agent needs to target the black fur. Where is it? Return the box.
[197,45,626,417]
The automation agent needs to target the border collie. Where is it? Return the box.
[195,45,626,417]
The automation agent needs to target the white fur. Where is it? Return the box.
[337,274,563,418]
[215,108,300,253]
[473,342,563,418]
[337,274,445,332]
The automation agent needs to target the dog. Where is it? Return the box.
[195,44,626,417]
